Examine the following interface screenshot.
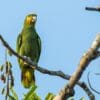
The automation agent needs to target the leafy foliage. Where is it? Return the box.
[80,97,86,100]
[8,85,41,100]
[8,88,18,100]
[7,49,13,56]
[23,85,41,100]
[45,92,55,100]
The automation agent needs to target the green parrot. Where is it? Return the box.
[16,14,41,88]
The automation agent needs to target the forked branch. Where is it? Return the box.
[0,34,98,100]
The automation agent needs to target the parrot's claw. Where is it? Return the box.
[24,62,28,65]
[31,65,36,70]
[23,56,31,65]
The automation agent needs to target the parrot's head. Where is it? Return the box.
[24,14,37,26]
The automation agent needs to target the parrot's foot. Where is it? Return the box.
[31,65,36,70]
[23,56,36,70]
[23,56,31,65]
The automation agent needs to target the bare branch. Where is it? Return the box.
[53,34,100,100]
[0,34,96,100]
[85,6,100,12]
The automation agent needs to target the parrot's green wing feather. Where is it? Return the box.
[16,34,22,53]
[37,35,41,60]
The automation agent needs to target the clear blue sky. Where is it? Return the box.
[0,0,100,100]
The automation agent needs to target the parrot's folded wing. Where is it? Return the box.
[16,33,22,53]
[37,35,41,58]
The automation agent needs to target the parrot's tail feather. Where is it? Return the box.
[21,66,35,88]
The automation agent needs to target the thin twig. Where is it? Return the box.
[87,72,100,94]
[0,34,95,99]
[5,49,7,100]
[85,6,100,12]
[5,49,9,100]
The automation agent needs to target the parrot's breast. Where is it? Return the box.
[19,30,39,63]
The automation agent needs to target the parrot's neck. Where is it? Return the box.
[23,24,36,31]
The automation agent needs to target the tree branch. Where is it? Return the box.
[0,34,95,100]
[53,34,100,100]
[85,6,100,12]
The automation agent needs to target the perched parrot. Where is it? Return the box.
[16,14,41,88]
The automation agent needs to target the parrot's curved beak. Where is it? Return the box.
[32,16,37,22]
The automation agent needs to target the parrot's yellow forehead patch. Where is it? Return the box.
[26,15,37,25]
[26,16,32,24]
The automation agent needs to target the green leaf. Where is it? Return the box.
[23,85,41,100]
[80,97,86,100]
[1,87,5,95]
[68,97,74,100]
[8,61,12,68]
[6,61,12,68]
[8,95,16,100]
[7,49,13,56]
[10,88,18,100]
[45,93,55,100]
[0,65,4,72]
